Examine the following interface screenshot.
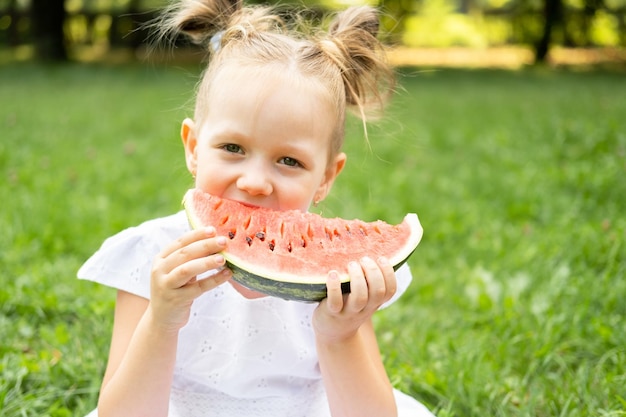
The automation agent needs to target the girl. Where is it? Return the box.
[78,1,434,416]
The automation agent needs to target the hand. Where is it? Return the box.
[148,227,232,332]
[313,256,397,343]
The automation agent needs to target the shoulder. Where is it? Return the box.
[99,211,189,252]
[77,211,190,298]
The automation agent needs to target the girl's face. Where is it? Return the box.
[182,65,346,212]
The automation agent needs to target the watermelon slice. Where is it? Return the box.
[183,189,423,302]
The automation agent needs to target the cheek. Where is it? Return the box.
[277,179,320,211]
[194,163,229,194]
[283,193,310,211]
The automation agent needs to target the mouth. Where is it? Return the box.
[236,201,261,208]
[226,198,263,210]
[221,195,281,211]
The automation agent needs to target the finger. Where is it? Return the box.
[345,261,368,312]
[160,234,228,276]
[177,235,228,266]
[196,268,232,294]
[159,227,216,259]
[325,271,344,314]
[378,257,397,302]
[168,253,227,289]
[360,256,387,304]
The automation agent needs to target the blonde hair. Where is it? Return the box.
[156,0,395,155]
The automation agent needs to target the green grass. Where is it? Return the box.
[1,62,625,416]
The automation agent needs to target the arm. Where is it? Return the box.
[313,257,398,417]
[98,291,176,417]
[316,319,396,417]
[97,227,232,417]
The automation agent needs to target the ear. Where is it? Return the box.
[314,152,347,203]
[181,118,198,176]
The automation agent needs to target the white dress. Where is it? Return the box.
[78,211,435,417]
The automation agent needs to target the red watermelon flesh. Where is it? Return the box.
[183,188,423,301]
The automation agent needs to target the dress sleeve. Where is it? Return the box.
[77,225,160,299]
[377,263,412,310]
[77,213,190,299]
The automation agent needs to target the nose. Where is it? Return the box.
[236,162,273,196]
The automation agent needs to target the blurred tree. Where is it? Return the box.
[535,0,563,63]
[3,0,622,62]
[31,0,67,61]
[378,0,423,44]
[4,0,20,47]
[579,0,606,45]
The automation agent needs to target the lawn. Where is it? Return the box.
[1,62,625,416]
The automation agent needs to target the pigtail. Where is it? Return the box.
[153,0,239,52]
[318,6,395,120]
[155,0,283,55]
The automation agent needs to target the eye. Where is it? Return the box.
[222,143,243,154]
[279,157,302,168]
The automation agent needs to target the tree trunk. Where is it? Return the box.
[31,0,67,61]
[535,0,563,63]
[6,0,20,47]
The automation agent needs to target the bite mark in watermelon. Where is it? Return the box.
[183,189,423,302]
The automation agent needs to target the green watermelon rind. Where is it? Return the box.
[226,246,417,302]
[226,261,343,302]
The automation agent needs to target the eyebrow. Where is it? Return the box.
[207,121,323,158]
[209,128,248,143]
[212,128,318,150]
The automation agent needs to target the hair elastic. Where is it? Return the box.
[209,30,225,53]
